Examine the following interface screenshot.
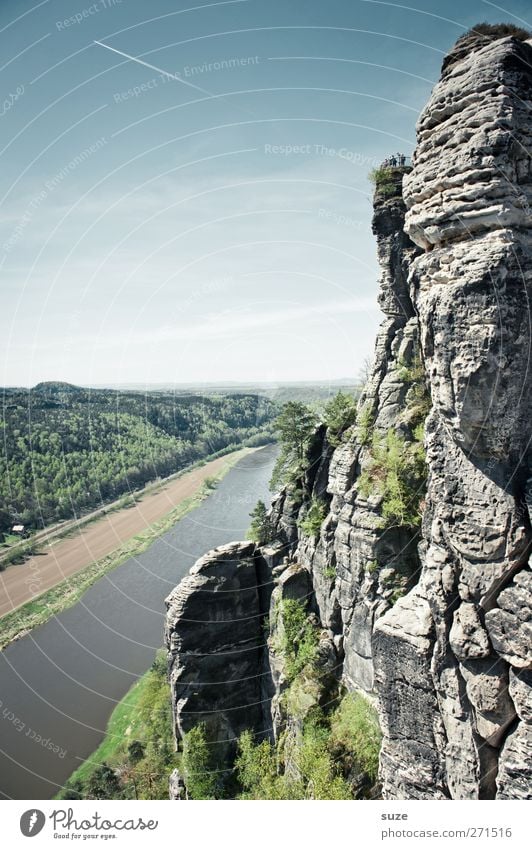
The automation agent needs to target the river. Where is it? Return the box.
[0,445,277,800]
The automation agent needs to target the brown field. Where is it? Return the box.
[0,449,251,618]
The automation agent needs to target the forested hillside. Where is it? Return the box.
[0,382,276,530]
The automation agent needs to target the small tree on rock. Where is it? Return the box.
[270,402,317,491]
[248,500,273,545]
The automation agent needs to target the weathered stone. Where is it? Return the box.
[496,722,532,799]
[459,658,516,746]
[375,32,532,799]
[450,603,491,659]
[164,31,532,802]
[373,591,448,798]
[509,669,532,724]
[272,561,311,604]
[169,768,186,800]
[485,570,532,669]
[165,541,273,766]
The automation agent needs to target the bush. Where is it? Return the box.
[396,353,431,427]
[324,392,358,446]
[396,353,424,384]
[0,541,36,568]
[329,693,381,785]
[323,562,336,579]
[358,429,426,528]
[406,383,431,429]
[295,718,352,799]
[274,598,319,682]
[236,719,351,800]
[368,167,399,198]
[457,22,531,46]
[235,731,288,799]
[86,764,122,800]
[298,497,327,540]
[357,403,375,446]
[443,23,531,75]
[127,740,145,764]
[182,724,220,800]
[60,778,84,800]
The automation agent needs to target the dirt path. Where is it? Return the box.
[0,449,252,618]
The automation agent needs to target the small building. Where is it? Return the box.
[12,524,25,535]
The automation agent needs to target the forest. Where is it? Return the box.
[0,382,276,532]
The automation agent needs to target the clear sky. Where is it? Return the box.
[1,0,530,387]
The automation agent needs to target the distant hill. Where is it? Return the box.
[0,386,277,531]
[32,381,80,393]
[41,380,362,404]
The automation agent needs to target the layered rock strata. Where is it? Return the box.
[165,31,532,801]
[374,33,532,800]
[165,541,276,765]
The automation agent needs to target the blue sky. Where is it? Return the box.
[1,0,530,387]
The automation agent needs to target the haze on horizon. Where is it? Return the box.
[1,0,529,387]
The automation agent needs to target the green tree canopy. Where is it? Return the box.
[247,499,273,545]
[270,401,317,491]
[182,724,220,800]
[323,392,358,445]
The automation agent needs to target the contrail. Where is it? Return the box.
[93,39,256,118]
[93,40,222,99]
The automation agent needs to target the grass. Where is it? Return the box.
[65,666,147,789]
[298,497,328,540]
[368,166,404,198]
[234,692,382,799]
[58,650,176,799]
[358,429,426,529]
[273,597,319,683]
[0,449,249,651]
[1,533,21,547]
[357,403,375,446]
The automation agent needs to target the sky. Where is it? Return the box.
[0,0,530,388]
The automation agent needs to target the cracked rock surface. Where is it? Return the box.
[165,32,532,801]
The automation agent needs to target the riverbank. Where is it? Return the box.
[57,649,175,800]
[0,444,264,570]
[0,447,257,650]
[0,445,277,799]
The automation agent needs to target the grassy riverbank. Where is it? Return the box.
[57,650,176,800]
[0,448,252,650]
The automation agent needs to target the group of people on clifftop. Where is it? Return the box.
[382,153,408,167]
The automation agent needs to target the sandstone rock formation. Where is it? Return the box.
[165,541,275,766]
[165,28,532,801]
[374,32,532,801]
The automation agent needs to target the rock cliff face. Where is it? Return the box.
[165,30,532,800]
[374,32,532,801]
[165,541,276,765]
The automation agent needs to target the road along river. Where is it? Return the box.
[0,445,277,800]
[0,448,255,618]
